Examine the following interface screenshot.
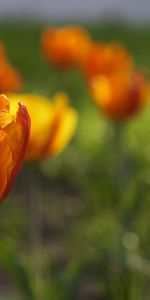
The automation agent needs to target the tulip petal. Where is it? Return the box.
[7,94,56,161]
[0,95,30,202]
[8,93,78,161]
[45,94,78,156]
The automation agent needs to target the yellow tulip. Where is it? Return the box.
[8,92,78,161]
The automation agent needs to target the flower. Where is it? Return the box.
[8,93,78,161]
[0,94,30,202]
[0,42,22,92]
[41,25,91,69]
[81,42,133,81]
[89,70,149,120]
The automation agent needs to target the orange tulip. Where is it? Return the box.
[82,42,133,81]
[90,70,149,121]
[0,94,30,202]
[42,25,91,69]
[8,93,78,161]
[0,42,23,92]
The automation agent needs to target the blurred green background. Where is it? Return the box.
[0,22,150,299]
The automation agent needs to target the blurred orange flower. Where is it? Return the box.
[0,94,30,202]
[42,25,91,69]
[82,42,133,80]
[90,70,149,120]
[8,93,78,161]
[0,42,23,92]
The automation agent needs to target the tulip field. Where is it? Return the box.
[0,21,150,299]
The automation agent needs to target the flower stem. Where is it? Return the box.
[27,164,44,300]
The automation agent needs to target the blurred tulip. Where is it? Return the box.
[82,42,133,80]
[42,25,91,69]
[0,94,30,202]
[90,70,149,120]
[8,93,78,161]
[0,41,23,92]
[0,61,22,92]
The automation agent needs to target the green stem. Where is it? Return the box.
[113,122,125,204]
[27,163,45,300]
